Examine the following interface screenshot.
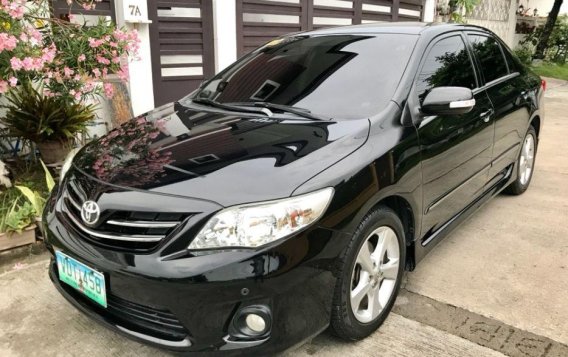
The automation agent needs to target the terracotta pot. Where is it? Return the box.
[36,140,72,164]
[0,225,36,252]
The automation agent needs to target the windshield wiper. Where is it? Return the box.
[229,101,329,121]
[190,98,270,116]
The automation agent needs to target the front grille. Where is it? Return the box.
[61,179,189,252]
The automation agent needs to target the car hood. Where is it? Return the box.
[73,102,370,207]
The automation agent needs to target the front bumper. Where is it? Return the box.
[43,201,347,355]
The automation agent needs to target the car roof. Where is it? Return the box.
[303,22,490,36]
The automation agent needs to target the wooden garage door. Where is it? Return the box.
[148,0,215,106]
[236,0,424,56]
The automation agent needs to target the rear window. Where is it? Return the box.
[192,34,418,119]
[468,35,509,82]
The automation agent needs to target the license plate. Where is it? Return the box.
[55,251,107,308]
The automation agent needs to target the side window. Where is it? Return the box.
[416,35,477,102]
[468,35,509,82]
[503,47,522,73]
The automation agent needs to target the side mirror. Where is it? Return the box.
[421,87,475,116]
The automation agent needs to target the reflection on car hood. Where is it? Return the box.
[73,102,370,206]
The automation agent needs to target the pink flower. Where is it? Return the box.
[41,44,56,63]
[88,37,103,48]
[0,33,18,52]
[117,67,129,82]
[10,57,22,71]
[63,66,74,78]
[82,3,93,10]
[8,77,17,87]
[0,80,8,94]
[21,57,34,71]
[8,1,25,19]
[103,82,114,98]
[28,29,42,46]
[92,68,101,78]
[96,55,110,65]
[78,54,86,62]
[12,262,27,270]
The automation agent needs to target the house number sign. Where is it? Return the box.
[122,0,151,23]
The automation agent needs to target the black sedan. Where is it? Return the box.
[43,22,544,355]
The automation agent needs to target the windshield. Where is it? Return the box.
[188,34,417,119]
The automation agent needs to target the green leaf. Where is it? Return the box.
[15,185,43,215]
[40,160,56,192]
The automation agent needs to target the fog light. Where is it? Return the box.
[245,313,266,333]
[230,305,272,339]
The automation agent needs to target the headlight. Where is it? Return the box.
[189,187,334,250]
[60,148,80,180]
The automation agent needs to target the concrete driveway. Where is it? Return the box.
[1,79,567,357]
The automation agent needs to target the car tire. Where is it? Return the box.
[504,126,538,195]
[329,206,405,341]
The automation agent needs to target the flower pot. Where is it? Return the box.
[36,140,72,164]
[0,225,37,252]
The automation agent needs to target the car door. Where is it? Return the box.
[466,33,532,186]
[414,33,495,238]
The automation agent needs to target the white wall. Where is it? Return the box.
[423,0,436,22]
[521,0,568,16]
[212,0,238,73]
[114,0,155,117]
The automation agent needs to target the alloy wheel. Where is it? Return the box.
[350,226,400,324]
[519,133,535,186]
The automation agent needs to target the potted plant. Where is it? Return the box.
[0,200,37,251]
[0,160,55,250]
[1,83,96,163]
[0,0,139,163]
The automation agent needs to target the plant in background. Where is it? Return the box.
[0,160,55,234]
[522,15,568,64]
[514,45,535,65]
[449,0,480,23]
[1,82,96,161]
[15,159,54,219]
[0,0,140,162]
[0,200,35,234]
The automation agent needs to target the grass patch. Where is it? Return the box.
[531,63,568,81]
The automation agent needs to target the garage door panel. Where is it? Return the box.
[149,0,214,106]
[236,0,424,56]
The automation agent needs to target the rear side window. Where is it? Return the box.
[503,47,522,73]
[415,35,477,102]
[468,35,509,82]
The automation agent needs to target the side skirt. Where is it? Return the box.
[412,164,514,268]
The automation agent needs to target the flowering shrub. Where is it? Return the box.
[0,0,140,102]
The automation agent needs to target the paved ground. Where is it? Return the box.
[405,77,568,346]
[0,78,566,356]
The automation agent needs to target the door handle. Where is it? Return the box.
[480,109,494,123]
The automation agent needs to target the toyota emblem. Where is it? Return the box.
[81,200,100,225]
